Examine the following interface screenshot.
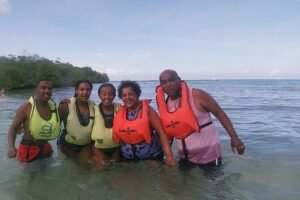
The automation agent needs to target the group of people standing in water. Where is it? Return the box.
[7,69,245,171]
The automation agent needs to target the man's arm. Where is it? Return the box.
[193,89,245,155]
[7,104,28,158]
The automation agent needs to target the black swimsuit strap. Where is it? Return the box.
[75,100,90,126]
[99,103,114,128]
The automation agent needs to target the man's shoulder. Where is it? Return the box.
[191,88,212,104]
[19,102,32,111]
[14,102,32,120]
[192,88,207,96]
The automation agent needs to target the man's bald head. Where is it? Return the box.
[159,69,181,81]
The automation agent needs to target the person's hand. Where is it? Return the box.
[165,156,177,168]
[59,98,71,104]
[231,137,245,155]
[7,147,17,158]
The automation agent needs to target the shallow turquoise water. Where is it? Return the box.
[0,80,299,200]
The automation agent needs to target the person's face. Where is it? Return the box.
[159,71,181,98]
[76,82,92,102]
[99,86,115,106]
[36,80,52,102]
[120,86,139,110]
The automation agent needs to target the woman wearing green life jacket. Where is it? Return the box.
[57,79,95,166]
[91,83,121,170]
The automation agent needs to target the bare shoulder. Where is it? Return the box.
[147,105,159,119]
[13,102,31,122]
[147,105,156,115]
[192,88,212,100]
[17,102,31,114]
[192,88,218,112]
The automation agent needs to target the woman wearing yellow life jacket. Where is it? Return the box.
[91,83,121,170]
[57,79,95,167]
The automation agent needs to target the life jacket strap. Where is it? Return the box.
[199,121,213,129]
[181,121,213,161]
[182,139,189,161]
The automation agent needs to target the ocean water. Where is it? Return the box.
[0,80,299,200]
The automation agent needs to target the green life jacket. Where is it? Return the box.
[29,96,61,140]
[65,97,95,145]
[91,102,120,149]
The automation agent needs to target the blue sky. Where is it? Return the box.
[1,0,300,80]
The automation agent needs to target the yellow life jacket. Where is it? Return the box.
[65,97,95,145]
[29,96,61,140]
[91,102,120,149]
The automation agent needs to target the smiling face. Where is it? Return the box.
[159,70,181,100]
[35,80,53,102]
[75,82,92,102]
[120,86,139,111]
[99,85,116,106]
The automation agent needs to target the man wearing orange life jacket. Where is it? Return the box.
[156,69,245,168]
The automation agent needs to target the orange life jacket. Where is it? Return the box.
[156,81,200,139]
[113,100,151,144]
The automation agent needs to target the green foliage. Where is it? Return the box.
[0,54,109,90]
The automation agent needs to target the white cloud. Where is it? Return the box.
[94,52,152,61]
[241,69,250,75]
[95,52,112,58]
[283,47,300,59]
[0,0,10,14]
[105,67,123,75]
[125,52,152,60]
[217,39,249,48]
[105,67,142,75]
[96,66,152,80]
[95,52,108,57]
[269,68,281,77]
